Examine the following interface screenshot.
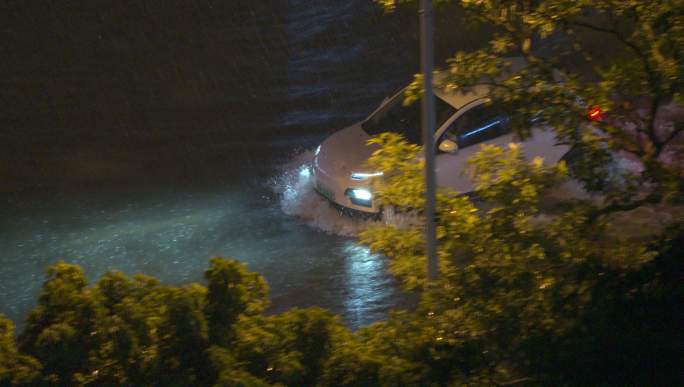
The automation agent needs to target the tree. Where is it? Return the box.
[360,132,683,384]
[154,284,212,386]
[359,3,683,381]
[7,258,279,386]
[232,307,346,386]
[0,316,41,386]
[88,271,166,386]
[204,257,269,347]
[383,0,684,207]
[18,262,99,385]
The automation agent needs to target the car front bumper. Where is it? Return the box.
[311,163,381,214]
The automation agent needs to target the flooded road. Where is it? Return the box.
[1,152,411,328]
[1,1,421,328]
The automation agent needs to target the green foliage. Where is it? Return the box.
[205,257,269,346]
[232,307,344,386]
[0,316,41,386]
[319,335,384,386]
[88,272,167,385]
[207,346,275,387]
[155,284,212,386]
[18,262,98,385]
[533,223,684,385]
[3,258,284,387]
[382,0,684,206]
[1,211,680,386]
[361,133,682,385]
[367,132,426,211]
[364,5,683,381]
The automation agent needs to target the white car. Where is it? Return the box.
[312,84,570,214]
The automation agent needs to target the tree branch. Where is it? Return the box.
[569,20,646,63]
[586,193,662,224]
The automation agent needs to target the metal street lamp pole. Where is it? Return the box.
[420,0,438,281]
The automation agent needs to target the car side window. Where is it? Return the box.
[442,103,512,149]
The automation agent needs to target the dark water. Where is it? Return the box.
[1,1,423,328]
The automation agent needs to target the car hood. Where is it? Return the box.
[317,123,379,176]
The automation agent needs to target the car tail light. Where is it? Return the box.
[588,106,602,121]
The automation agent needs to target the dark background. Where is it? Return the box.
[1,0,422,195]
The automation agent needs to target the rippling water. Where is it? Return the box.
[1,1,422,328]
[1,154,414,328]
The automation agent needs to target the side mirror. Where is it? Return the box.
[438,139,459,153]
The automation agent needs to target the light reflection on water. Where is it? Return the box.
[342,242,390,326]
[0,152,407,330]
[0,0,417,330]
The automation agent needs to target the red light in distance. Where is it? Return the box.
[588,106,602,121]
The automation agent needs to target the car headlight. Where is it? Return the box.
[345,188,373,207]
[299,165,311,178]
[350,171,383,180]
[350,188,372,200]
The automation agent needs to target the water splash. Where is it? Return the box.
[271,150,375,236]
[272,149,421,236]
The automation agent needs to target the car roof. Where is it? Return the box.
[434,85,490,109]
[432,56,528,109]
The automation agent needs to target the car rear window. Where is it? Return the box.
[362,93,456,145]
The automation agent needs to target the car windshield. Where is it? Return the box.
[362,92,456,145]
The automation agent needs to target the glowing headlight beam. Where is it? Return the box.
[351,188,372,201]
[299,165,311,178]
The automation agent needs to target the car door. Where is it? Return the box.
[518,126,570,166]
[435,101,515,193]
